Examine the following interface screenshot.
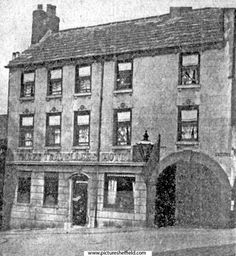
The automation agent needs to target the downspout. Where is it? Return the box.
[94,59,104,227]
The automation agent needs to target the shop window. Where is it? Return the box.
[178,106,199,141]
[75,65,91,93]
[19,115,34,147]
[180,53,200,85]
[43,172,58,206]
[104,174,135,212]
[74,111,90,146]
[46,113,61,146]
[48,68,62,95]
[17,171,31,204]
[114,109,131,146]
[21,72,35,98]
[116,60,132,90]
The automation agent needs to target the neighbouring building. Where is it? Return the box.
[0,114,8,228]
[3,4,236,229]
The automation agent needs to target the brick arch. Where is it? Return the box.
[159,150,231,189]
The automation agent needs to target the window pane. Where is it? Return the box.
[23,83,34,97]
[23,72,34,83]
[51,81,62,95]
[79,66,90,77]
[117,125,130,145]
[181,123,198,140]
[182,67,198,85]
[182,54,199,66]
[118,62,132,71]
[78,127,89,144]
[22,116,33,126]
[50,69,62,79]
[117,111,130,122]
[54,128,61,144]
[77,114,89,125]
[181,110,197,122]
[17,172,31,204]
[44,172,58,206]
[49,115,60,126]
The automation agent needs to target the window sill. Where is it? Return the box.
[113,89,133,95]
[19,97,34,102]
[74,92,91,98]
[46,95,62,101]
[45,146,61,151]
[42,205,59,209]
[17,147,33,151]
[176,141,199,147]
[72,145,90,150]
[112,145,131,150]
[103,207,134,213]
[177,84,201,91]
[15,202,31,206]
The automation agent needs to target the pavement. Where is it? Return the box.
[0,226,235,256]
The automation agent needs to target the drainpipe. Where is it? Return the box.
[94,59,104,227]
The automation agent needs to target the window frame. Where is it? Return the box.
[113,109,132,146]
[177,105,199,142]
[75,64,92,94]
[103,173,135,213]
[19,114,34,148]
[17,171,31,204]
[47,68,63,96]
[20,71,35,98]
[73,111,90,146]
[43,172,59,207]
[116,59,133,90]
[45,113,62,147]
[179,52,200,86]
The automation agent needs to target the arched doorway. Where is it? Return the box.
[71,174,88,226]
[154,151,231,228]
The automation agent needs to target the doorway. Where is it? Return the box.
[154,164,176,227]
[72,175,88,226]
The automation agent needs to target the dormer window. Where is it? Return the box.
[21,72,35,98]
[116,60,132,90]
[75,65,91,93]
[180,53,200,85]
[48,68,62,96]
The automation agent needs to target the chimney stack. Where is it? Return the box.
[170,7,192,18]
[31,4,60,45]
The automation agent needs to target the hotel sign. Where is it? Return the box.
[13,150,132,163]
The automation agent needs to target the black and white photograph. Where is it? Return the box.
[0,0,236,255]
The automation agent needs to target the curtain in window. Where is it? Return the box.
[107,179,117,205]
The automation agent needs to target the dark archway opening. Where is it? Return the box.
[154,164,176,227]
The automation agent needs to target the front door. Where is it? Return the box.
[72,177,88,226]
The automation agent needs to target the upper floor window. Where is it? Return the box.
[74,111,90,146]
[180,53,200,85]
[116,60,132,90]
[75,65,91,93]
[17,171,31,204]
[19,115,34,147]
[177,106,199,141]
[43,172,59,206]
[48,68,62,96]
[46,113,61,146]
[114,109,131,146]
[21,72,35,98]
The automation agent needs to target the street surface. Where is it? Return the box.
[0,227,235,256]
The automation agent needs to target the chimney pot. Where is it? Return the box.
[12,52,16,60]
[37,4,43,10]
[47,4,56,16]
[15,52,20,58]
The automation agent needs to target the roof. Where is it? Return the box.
[8,8,224,67]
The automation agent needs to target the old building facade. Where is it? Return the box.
[3,5,236,229]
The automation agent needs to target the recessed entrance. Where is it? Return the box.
[72,174,88,226]
[155,165,176,227]
[155,157,231,228]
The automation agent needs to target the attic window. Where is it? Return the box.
[48,68,62,96]
[180,53,200,85]
[21,72,35,98]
